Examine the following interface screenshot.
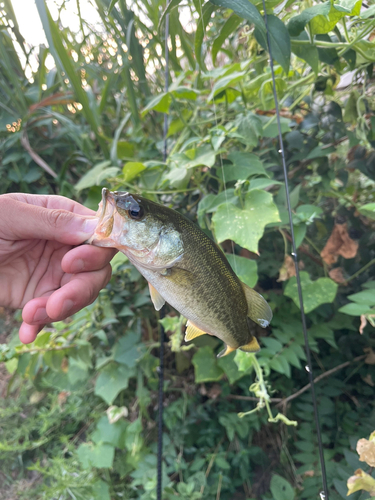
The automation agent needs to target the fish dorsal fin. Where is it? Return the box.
[185,321,207,342]
[217,344,236,358]
[241,282,273,328]
[148,283,165,311]
[240,336,260,353]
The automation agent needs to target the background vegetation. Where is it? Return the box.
[1,0,375,498]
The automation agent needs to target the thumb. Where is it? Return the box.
[1,197,99,245]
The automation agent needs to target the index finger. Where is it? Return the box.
[2,193,96,216]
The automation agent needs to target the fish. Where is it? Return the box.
[87,188,272,357]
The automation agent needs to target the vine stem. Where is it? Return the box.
[345,258,375,283]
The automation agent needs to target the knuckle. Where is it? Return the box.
[47,209,67,229]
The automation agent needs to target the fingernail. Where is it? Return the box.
[72,259,84,273]
[33,308,49,323]
[61,299,75,318]
[82,218,99,235]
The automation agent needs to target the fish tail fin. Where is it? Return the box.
[241,282,273,328]
[217,345,236,358]
[240,335,260,353]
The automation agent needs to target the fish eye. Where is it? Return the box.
[128,205,144,220]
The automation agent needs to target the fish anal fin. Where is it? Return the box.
[217,345,236,358]
[240,337,260,353]
[241,282,273,328]
[185,320,207,342]
[148,283,165,311]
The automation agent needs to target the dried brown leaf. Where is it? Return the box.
[277,255,296,282]
[329,267,347,284]
[320,223,358,265]
[362,374,374,387]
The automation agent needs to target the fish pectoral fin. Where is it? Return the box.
[148,283,165,311]
[217,345,236,358]
[185,321,207,342]
[241,282,273,328]
[239,337,260,353]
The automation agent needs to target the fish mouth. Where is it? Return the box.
[86,187,117,244]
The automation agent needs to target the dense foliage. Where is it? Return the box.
[1,0,375,499]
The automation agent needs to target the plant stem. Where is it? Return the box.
[345,258,375,283]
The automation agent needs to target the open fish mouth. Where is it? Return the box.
[86,187,116,244]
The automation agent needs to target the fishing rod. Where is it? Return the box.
[260,0,329,498]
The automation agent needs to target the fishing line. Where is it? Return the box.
[156,10,170,500]
[260,1,329,498]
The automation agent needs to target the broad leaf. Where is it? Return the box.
[192,346,224,382]
[212,190,280,254]
[212,14,243,65]
[359,203,375,220]
[226,254,258,288]
[270,474,295,500]
[339,303,372,316]
[77,442,115,469]
[284,272,338,313]
[291,31,319,74]
[287,3,331,36]
[95,362,131,405]
[255,15,291,73]
[123,161,146,182]
[209,0,266,34]
[311,0,362,34]
[75,161,112,191]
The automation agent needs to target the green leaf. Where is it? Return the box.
[94,362,131,405]
[195,2,217,69]
[234,350,255,372]
[209,0,266,35]
[92,415,126,447]
[347,289,375,306]
[113,332,144,368]
[226,254,258,288]
[222,151,268,182]
[235,112,263,148]
[284,272,338,313]
[359,203,375,220]
[291,31,319,74]
[294,223,306,248]
[212,189,280,254]
[338,303,372,316]
[192,346,224,383]
[77,442,115,469]
[75,161,112,191]
[142,93,172,116]
[270,474,295,500]
[311,0,362,34]
[208,71,246,101]
[217,352,245,383]
[212,14,243,65]
[123,162,146,182]
[287,3,331,36]
[255,15,291,73]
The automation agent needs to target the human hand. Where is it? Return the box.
[0,193,116,344]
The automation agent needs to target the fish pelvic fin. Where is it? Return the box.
[241,282,273,328]
[239,336,260,353]
[185,320,207,342]
[217,344,236,358]
[148,283,165,311]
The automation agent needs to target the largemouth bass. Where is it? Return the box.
[88,188,272,357]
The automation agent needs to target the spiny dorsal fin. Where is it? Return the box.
[148,283,165,311]
[241,282,272,328]
[185,320,207,342]
[239,336,260,353]
[217,344,236,358]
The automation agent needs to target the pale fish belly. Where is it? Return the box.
[135,264,242,348]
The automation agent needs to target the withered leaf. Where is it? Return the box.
[329,267,347,284]
[347,469,375,496]
[357,438,375,467]
[277,255,296,282]
[321,223,358,265]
